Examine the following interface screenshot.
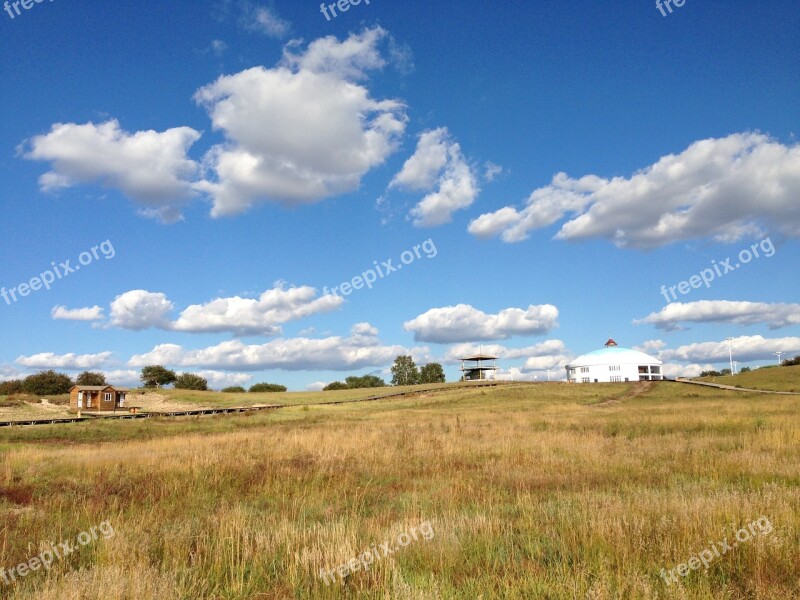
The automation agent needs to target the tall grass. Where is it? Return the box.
[0,382,797,598]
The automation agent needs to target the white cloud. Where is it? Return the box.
[241,3,289,38]
[16,352,113,370]
[194,370,254,390]
[635,301,800,331]
[404,304,559,343]
[210,40,228,55]
[483,161,504,182]
[391,128,479,227]
[441,340,568,364]
[110,290,175,331]
[101,369,142,387]
[51,305,105,321]
[172,285,342,336]
[194,27,407,217]
[100,285,339,336]
[661,363,711,379]
[468,133,800,248]
[633,339,667,355]
[128,323,407,372]
[24,120,201,223]
[306,381,328,391]
[660,335,800,364]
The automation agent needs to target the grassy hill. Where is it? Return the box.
[0,381,797,598]
[695,364,800,392]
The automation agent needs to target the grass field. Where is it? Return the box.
[0,379,798,599]
[695,364,800,392]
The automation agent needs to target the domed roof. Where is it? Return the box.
[568,346,661,368]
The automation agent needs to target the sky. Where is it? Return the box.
[0,0,798,390]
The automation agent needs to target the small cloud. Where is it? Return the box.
[241,3,290,38]
[483,161,504,182]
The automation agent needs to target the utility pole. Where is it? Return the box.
[774,351,785,365]
[726,337,734,375]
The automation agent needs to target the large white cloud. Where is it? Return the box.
[82,285,340,336]
[171,285,342,336]
[660,335,800,364]
[635,301,800,331]
[468,133,800,248]
[24,120,201,223]
[109,291,175,331]
[128,323,407,372]
[441,340,568,364]
[391,128,479,227]
[51,305,105,321]
[194,27,407,217]
[404,304,559,343]
[15,352,113,370]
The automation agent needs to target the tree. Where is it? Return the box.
[699,370,722,377]
[174,373,208,391]
[782,355,800,366]
[323,381,349,391]
[140,365,177,388]
[739,367,752,373]
[391,355,420,386]
[76,371,107,386]
[720,368,732,376]
[344,375,386,388]
[419,362,446,384]
[22,371,73,396]
[249,383,287,393]
[0,380,23,395]
[221,386,246,393]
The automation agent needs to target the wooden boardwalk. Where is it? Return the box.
[0,381,514,428]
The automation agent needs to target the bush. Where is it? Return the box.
[248,383,287,393]
[174,373,209,391]
[344,375,386,388]
[323,381,349,391]
[221,386,246,393]
[782,355,800,367]
[76,371,107,386]
[22,371,73,396]
[699,370,722,377]
[0,380,23,395]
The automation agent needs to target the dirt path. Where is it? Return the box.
[593,381,654,408]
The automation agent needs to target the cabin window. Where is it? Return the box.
[104,392,112,402]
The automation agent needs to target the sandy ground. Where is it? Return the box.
[0,393,210,422]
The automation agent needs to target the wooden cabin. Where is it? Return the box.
[69,385,129,412]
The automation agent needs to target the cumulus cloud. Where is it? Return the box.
[391,128,479,227]
[483,161,504,182]
[404,304,559,343]
[172,285,342,336]
[194,370,254,390]
[16,352,113,370]
[441,340,568,364]
[194,27,407,217]
[468,133,800,248]
[51,305,105,321]
[660,335,800,364]
[110,290,175,330]
[95,285,341,336]
[241,3,289,38]
[635,301,800,331]
[128,323,406,371]
[24,120,201,223]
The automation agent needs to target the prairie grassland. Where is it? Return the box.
[0,381,798,599]
[696,364,800,392]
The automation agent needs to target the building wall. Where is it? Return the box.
[567,363,663,383]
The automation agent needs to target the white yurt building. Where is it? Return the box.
[566,339,663,383]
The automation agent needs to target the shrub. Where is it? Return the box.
[323,381,349,391]
[221,386,246,393]
[0,380,23,395]
[249,383,287,393]
[22,371,73,396]
[174,373,209,391]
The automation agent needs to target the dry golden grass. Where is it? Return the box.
[0,382,798,598]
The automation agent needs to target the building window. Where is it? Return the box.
[104,392,112,402]
[650,366,661,374]
[639,375,650,381]
[582,377,590,383]
[610,376,622,382]
[609,365,621,372]
[581,367,589,373]
[638,366,649,374]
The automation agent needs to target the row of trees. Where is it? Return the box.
[221,384,287,393]
[700,356,800,377]
[0,370,108,396]
[324,375,386,391]
[391,356,445,386]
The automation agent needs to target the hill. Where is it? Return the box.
[695,364,800,392]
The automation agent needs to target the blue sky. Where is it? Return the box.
[1,0,798,390]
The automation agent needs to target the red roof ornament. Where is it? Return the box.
[605,338,618,347]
